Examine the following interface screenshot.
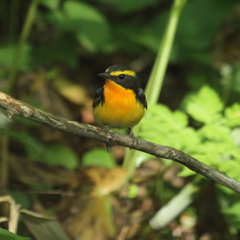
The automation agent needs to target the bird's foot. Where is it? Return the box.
[129,129,138,149]
[104,125,113,153]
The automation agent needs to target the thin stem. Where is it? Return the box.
[9,0,20,43]
[123,0,188,178]
[1,0,40,194]
[145,0,188,103]
[7,0,40,93]
[0,136,9,194]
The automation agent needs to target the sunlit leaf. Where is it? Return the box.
[225,103,240,127]
[218,160,240,182]
[223,202,240,230]
[186,85,223,124]
[43,143,79,170]
[231,128,240,146]
[140,103,190,149]
[128,184,139,198]
[142,104,188,131]
[198,125,232,142]
[82,148,116,169]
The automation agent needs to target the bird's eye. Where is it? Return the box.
[119,74,125,80]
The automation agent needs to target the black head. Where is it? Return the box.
[98,64,140,90]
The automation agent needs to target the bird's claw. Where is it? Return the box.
[129,129,138,149]
[104,125,113,153]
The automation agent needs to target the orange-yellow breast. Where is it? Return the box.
[94,80,145,129]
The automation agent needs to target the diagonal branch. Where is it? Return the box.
[0,91,240,193]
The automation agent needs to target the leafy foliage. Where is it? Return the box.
[140,85,240,180]
[0,0,240,239]
[0,129,79,170]
[186,85,223,124]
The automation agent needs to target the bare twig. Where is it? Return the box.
[0,195,21,233]
[0,91,240,193]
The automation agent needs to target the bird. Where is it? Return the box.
[92,64,147,152]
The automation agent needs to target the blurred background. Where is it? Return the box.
[0,0,240,239]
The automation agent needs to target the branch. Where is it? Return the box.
[0,91,240,193]
[0,195,21,233]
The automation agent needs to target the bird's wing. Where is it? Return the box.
[137,88,147,109]
[92,87,104,108]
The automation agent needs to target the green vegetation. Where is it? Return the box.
[0,0,240,239]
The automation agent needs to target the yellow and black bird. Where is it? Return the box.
[92,64,147,152]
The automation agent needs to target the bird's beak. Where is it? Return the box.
[98,72,109,79]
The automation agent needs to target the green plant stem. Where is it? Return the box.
[145,0,188,103]
[1,0,39,193]
[123,0,188,179]
[7,0,40,93]
[9,0,20,43]
[0,136,9,194]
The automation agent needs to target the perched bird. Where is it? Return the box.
[92,64,147,152]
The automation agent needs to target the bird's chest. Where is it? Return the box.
[104,80,137,111]
[94,80,144,128]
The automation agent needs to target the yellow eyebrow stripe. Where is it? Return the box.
[108,70,136,77]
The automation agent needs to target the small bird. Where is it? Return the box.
[92,64,147,152]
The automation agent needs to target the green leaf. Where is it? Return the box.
[140,104,190,149]
[10,190,30,209]
[225,103,240,127]
[0,129,78,169]
[180,149,222,177]
[143,104,188,131]
[178,167,195,177]
[128,184,139,198]
[40,0,60,10]
[0,110,11,128]
[231,128,240,146]
[22,210,70,240]
[218,160,240,182]
[62,1,110,51]
[186,85,223,124]
[0,129,45,158]
[20,135,78,170]
[198,125,232,142]
[99,0,156,14]
[223,202,240,230]
[0,228,30,240]
[176,127,200,152]
[82,148,116,169]
[0,44,31,71]
[176,0,239,63]
[17,133,46,160]
[32,32,80,68]
[181,139,240,178]
[43,143,78,169]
